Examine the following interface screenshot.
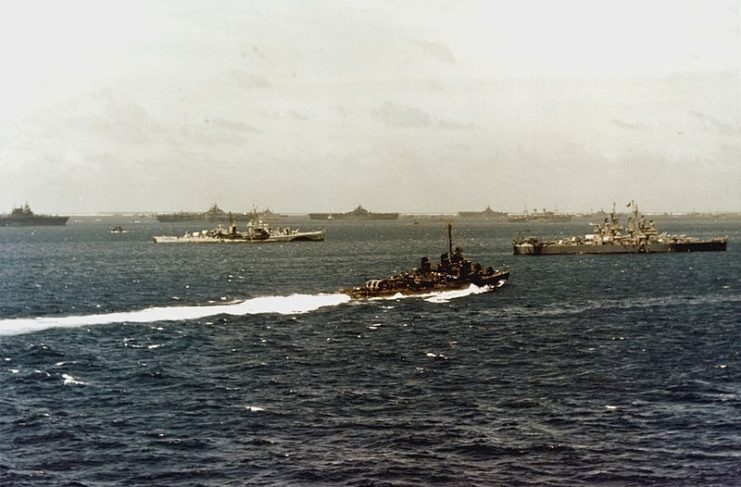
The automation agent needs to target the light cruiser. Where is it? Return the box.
[153,219,324,243]
[513,202,727,255]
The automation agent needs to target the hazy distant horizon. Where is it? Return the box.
[8,203,741,217]
[1,1,739,214]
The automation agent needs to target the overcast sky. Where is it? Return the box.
[0,0,739,214]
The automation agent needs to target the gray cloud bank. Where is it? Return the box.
[0,1,738,213]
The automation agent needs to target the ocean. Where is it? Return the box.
[1,218,739,486]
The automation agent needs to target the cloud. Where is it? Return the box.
[289,111,309,121]
[416,40,457,64]
[207,118,259,134]
[373,102,433,128]
[608,118,647,131]
[690,111,739,137]
[231,71,273,89]
[180,118,258,145]
[372,102,473,130]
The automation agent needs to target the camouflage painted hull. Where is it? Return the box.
[341,270,510,300]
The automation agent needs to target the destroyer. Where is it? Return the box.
[341,224,510,299]
[0,203,68,226]
[153,218,324,243]
[513,202,727,255]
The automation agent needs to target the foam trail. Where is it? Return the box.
[0,293,351,336]
[362,284,497,303]
[425,284,495,303]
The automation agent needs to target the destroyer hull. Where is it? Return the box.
[153,231,324,244]
[341,271,510,300]
[514,239,727,255]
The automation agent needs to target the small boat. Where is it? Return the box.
[152,218,324,244]
[110,226,128,234]
[340,224,510,300]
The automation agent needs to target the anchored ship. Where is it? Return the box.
[156,204,284,223]
[507,208,573,223]
[152,218,324,243]
[308,205,399,221]
[458,206,507,218]
[340,224,510,299]
[513,202,728,255]
[0,203,68,226]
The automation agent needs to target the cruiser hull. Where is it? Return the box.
[513,239,727,255]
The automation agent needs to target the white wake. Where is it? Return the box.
[0,293,351,336]
[365,283,497,303]
[0,283,504,336]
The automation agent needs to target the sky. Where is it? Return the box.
[0,0,739,214]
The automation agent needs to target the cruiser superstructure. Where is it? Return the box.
[513,202,728,255]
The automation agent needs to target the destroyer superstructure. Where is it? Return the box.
[341,224,510,299]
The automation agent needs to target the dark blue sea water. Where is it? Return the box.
[1,218,739,486]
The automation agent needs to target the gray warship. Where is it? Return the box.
[0,203,69,226]
[458,206,507,218]
[341,224,510,299]
[308,205,399,221]
[156,204,284,223]
[513,202,727,255]
[152,218,324,244]
[507,208,573,223]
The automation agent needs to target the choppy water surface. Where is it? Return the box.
[1,218,739,486]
